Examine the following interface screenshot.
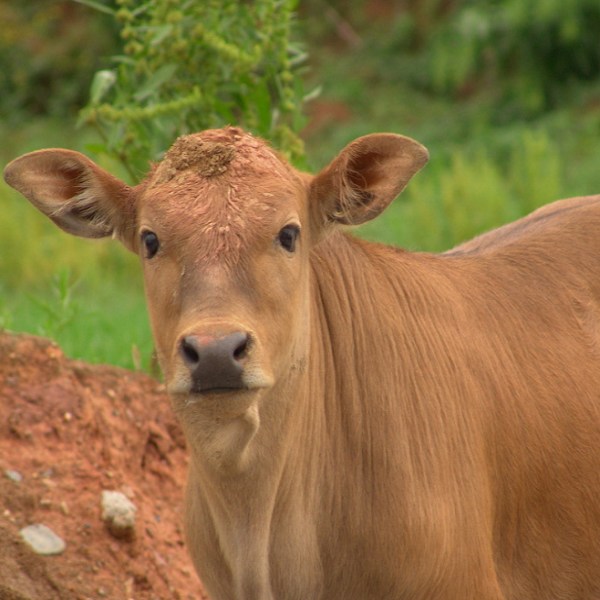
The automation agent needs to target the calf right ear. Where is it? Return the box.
[309,133,428,230]
[4,149,137,250]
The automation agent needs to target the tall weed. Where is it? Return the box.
[78,0,309,179]
[26,269,82,339]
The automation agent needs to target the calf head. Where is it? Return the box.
[4,127,427,461]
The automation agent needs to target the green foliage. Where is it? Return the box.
[0,275,152,370]
[418,0,600,116]
[26,269,82,339]
[0,1,117,122]
[336,0,600,120]
[79,0,308,180]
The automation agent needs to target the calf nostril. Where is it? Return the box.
[180,336,201,367]
[233,333,250,361]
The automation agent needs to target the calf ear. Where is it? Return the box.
[4,149,136,249]
[309,133,428,227]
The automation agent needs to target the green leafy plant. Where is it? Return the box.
[78,0,309,180]
[27,269,83,339]
[0,307,12,332]
[424,0,600,116]
[0,1,117,122]
[339,0,600,120]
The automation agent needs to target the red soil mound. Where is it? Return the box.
[0,332,207,600]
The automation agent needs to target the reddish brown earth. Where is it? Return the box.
[0,332,208,600]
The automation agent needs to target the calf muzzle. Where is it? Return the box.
[179,331,250,393]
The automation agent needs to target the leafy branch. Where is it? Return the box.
[77,0,311,181]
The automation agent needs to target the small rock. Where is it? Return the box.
[5,469,23,483]
[20,524,66,555]
[101,490,137,540]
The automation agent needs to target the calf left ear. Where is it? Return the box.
[309,133,428,227]
[4,149,136,249]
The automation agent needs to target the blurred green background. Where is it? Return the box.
[2,0,600,370]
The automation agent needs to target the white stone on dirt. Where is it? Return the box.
[101,490,137,540]
[20,524,66,555]
[4,469,22,483]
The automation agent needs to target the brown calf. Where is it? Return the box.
[5,127,600,600]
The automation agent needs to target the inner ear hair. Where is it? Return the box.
[314,133,429,228]
[331,151,386,224]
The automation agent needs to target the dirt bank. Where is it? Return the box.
[0,332,207,600]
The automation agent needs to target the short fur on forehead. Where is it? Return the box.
[142,128,302,266]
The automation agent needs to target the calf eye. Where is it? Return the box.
[141,230,160,258]
[277,225,300,253]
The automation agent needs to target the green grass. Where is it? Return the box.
[0,274,153,371]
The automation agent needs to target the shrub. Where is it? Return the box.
[79,0,308,181]
[339,0,600,120]
[0,1,117,122]
[420,0,600,116]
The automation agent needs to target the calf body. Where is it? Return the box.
[5,128,600,599]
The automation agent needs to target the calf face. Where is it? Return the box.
[4,127,427,441]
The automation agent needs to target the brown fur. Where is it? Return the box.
[4,128,600,600]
